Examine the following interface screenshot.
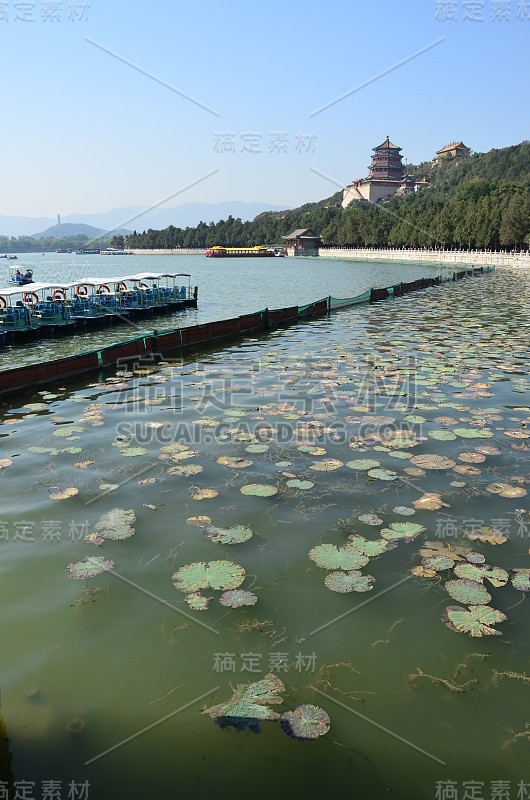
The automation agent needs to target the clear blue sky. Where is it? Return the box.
[1,0,528,217]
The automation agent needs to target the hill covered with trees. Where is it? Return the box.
[126,141,530,251]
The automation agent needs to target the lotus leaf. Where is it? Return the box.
[286,479,315,490]
[466,527,508,545]
[324,570,375,593]
[454,563,509,587]
[206,525,254,544]
[172,560,245,592]
[345,459,381,470]
[420,541,469,561]
[358,513,383,526]
[422,555,455,571]
[486,483,527,499]
[245,444,270,453]
[185,593,213,611]
[511,569,530,592]
[0,459,13,468]
[240,484,278,497]
[94,508,136,540]
[186,516,211,527]
[346,535,389,557]
[203,673,284,722]
[120,447,148,457]
[428,430,458,441]
[453,428,494,439]
[458,452,486,464]
[49,487,79,500]
[393,506,416,516]
[66,556,115,580]
[367,468,398,481]
[411,565,437,579]
[219,590,258,607]
[168,464,204,476]
[308,543,369,571]
[441,605,507,637]
[309,459,343,472]
[217,456,253,468]
[410,454,456,470]
[466,552,486,564]
[192,488,219,500]
[412,493,448,511]
[280,705,331,741]
[444,578,492,605]
[298,446,327,455]
[381,522,426,542]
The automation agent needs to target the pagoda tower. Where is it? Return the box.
[368,136,405,181]
[342,135,427,207]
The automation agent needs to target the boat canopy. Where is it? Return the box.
[0,281,71,297]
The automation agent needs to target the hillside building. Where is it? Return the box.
[342,136,427,207]
[433,141,471,164]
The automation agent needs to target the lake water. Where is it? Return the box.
[0,253,443,371]
[1,261,529,800]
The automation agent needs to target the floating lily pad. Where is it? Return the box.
[453,428,494,439]
[441,605,507,637]
[120,447,148,457]
[380,522,426,542]
[203,673,284,722]
[286,479,315,490]
[393,506,416,516]
[410,454,456,470]
[280,705,330,741]
[0,459,13,468]
[411,565,437,579]
[428,430,458,441]
[219,590,258,607]
[358,513,383,526]
[324,570,375,593]
[444,578,492,605]
[308,543,369,571]
[168,464,204,476]
[346,535,389,557]
[511,569,530,592]
[309,459,343,472]
[412,493,448,511]
[93,508,136,540]
[192,488,219,500]
[420,541,469,561]
[345,459,381,471]
[217,456,253,468]
[240,484,278,497]
[454,563,509,587]
[245,444,270,453]
[486,483,527,499]
[466,552,486,564]
[172,560,245,593]
[49,487,79,500]
[422,555,456,571]
[367,468,397,481]
[206,525,254,544]
[466,527,508,545]
[66,556,114,580]
[185,592,213,611]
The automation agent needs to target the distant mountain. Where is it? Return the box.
[0,201,290,237]
[31,222,131,240]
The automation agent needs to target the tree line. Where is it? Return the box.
[125,140,530,252]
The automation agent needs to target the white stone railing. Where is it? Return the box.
[319,247,530,268]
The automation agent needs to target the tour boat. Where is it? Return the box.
[205,245,275,258]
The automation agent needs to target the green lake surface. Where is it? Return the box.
[1,261,529,800]
[0,253,447,370]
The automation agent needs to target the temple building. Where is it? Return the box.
[342,136,428,207]
[282,228,322,256]
[433,141,471,164]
